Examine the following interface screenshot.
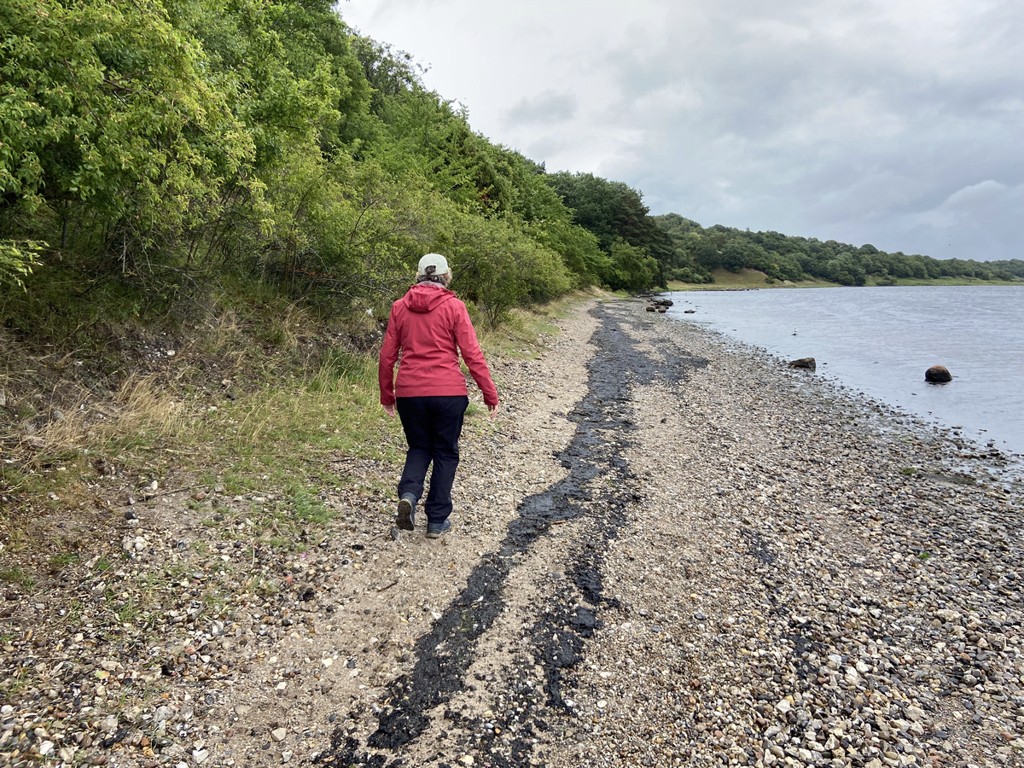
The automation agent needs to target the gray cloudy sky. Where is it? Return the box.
[339,0,1024,262]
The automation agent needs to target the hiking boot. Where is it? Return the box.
[425,518,451,539]
[396,494,416,531]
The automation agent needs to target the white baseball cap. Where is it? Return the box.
[417,253,450,277]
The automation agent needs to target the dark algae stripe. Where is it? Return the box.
[313,303,707,767]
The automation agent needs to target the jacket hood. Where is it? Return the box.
[404,283,456,313]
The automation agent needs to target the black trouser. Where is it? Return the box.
[395,396,468,524]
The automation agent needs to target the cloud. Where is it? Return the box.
[340,0,1024,260]
[932,180,1011,225]
[504,91,578,126]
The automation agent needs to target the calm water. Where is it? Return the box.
[666,286,1024,460]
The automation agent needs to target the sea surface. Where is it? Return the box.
[665,285,1024,463]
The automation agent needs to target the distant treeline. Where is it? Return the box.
[2,1,1019,336]
[653,214,1024,286]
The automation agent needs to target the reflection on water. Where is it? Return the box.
[667,286,1024,460]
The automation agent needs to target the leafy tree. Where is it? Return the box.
[545,171,668,290]
[547,172,660,253]
[435,210,572,327]
[1,0,259,272]
[0,239,41,289]
[526,217,606,288]
[5,0,1017,355]
[603,239,660,293]
[650,212,1022,286]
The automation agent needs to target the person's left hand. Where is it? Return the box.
[383,404,396,418]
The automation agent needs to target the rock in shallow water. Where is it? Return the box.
[925,364,952,383]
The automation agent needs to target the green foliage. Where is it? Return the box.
[526,217,606,288]
[1,0,258,270]
[544,171,669,292]
[2,0,585,321]
[652,215,1024,286]
[605,239,661,293]
[0,567,36,588]
[434,209,574,327]
[0,239,42,289]
[0,0,660,323]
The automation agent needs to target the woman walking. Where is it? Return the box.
[378,253,499,538]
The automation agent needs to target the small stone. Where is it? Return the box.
[271,728,287,742]
[121,535,148,553]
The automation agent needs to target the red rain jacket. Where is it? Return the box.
[378,284,499,407]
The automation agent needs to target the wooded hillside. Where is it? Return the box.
[2,0,1020,338]
[1,0,620,333]
[654,214,1024,286]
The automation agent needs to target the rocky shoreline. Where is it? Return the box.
[2,297,1022,767]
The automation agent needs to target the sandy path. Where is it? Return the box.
[308,299,1024,768]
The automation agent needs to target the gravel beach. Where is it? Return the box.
[2,297,1023,768]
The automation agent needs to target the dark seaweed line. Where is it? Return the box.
[312,304,707,767]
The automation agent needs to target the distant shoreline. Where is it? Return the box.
[665,267,1024,291]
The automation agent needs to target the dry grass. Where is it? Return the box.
[24,373,187,461]
[0,287,579,551]
[112,374,188,437]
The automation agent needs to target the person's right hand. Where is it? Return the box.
[488,403,499,421]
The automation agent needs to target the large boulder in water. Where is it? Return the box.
[925,365,952,383]
[788,357,816,371]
